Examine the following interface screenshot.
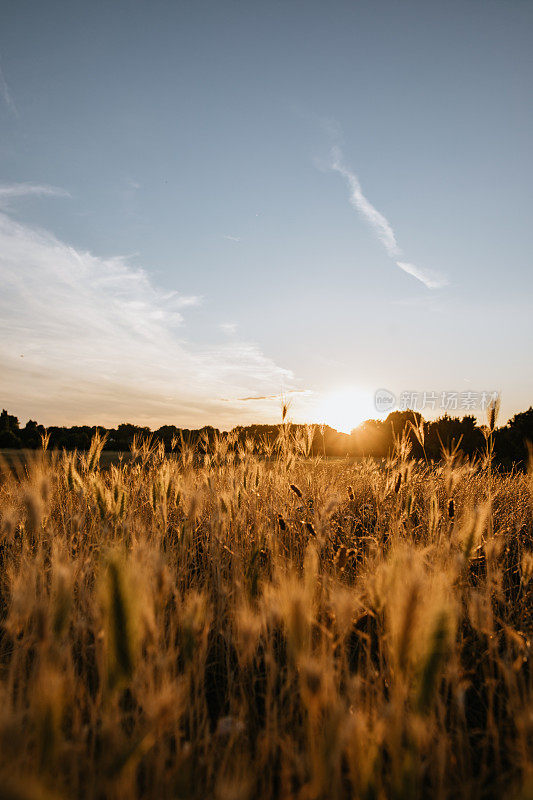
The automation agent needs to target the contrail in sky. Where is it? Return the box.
[330,146,447,289]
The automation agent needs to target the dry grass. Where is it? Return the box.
[0,428,532,799]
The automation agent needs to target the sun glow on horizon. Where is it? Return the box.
[312,386,374,434]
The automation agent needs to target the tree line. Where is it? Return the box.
[1,407,532,467]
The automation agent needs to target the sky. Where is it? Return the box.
[1,0,532,431]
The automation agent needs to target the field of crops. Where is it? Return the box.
[0,430,532,799]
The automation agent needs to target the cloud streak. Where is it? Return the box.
[0,56,17,116]
[227,390,310,403]
[0,182,71,209]
[330,147,447,289]
[396,261,446,290]
[0,206,294,428]
[331,147,400,258]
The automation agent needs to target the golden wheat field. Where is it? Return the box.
[0,427,532,800]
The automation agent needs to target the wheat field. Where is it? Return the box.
[0,427,532,800]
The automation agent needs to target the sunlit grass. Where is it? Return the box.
[0,426,531,798]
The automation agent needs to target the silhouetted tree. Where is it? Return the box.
[495,407,533,468]
[154,425,181,451]
[425,415,485,460]
[384,410,425,458]
[0,405,531,468]
[21,420,46,449]
[111,423,150,451]
[0,410,21,448]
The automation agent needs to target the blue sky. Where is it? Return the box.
[1,0,532,429]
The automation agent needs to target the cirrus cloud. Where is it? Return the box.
[0,202,294,428]
[330,147,448,290]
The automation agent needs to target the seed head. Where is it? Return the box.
[447,499,455,520]
[335,545,348,571]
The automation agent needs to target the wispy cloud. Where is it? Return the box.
[330,146,447,289]
[0,208,294,428]
[223,234,241,242]
[396,261,446,290]
[236,394,281,402]
[0,182,71,209]
[0,55,17,116]
[331,147,400,258]
[221,389,310,403]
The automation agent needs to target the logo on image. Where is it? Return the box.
[374,389,396,413]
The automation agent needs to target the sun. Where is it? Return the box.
[313,387,374,434]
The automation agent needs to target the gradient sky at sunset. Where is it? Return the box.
[1,0,532,429]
